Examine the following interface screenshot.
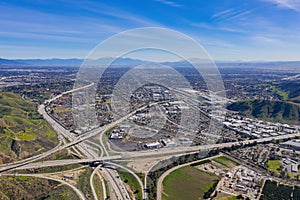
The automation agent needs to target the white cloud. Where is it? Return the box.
[190,22,245,33]
[153,0,182,8]
[211,8,252,22]
[261,0,300,11]
[211,9,234,19]
[251,35,283,45]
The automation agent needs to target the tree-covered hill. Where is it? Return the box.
[227,99,300,124]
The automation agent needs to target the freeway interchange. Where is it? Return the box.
[1,84,300,200]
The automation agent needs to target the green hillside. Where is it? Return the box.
[0,92,58,164]
[0,176,79,200]
[277,80,300,103]
[227,99,300,124]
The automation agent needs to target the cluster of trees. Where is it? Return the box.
[203,180,218,199]
[260,180,300,200]
[190,159,211,167]
[3,80,74,103]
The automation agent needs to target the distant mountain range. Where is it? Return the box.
[0,57,300,71]
[0,57,148,67]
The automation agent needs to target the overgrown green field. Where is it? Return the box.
[0,176,79,200]
[266,160,282,174]
[213,156,239,168]
[77,168,93,199]
[118,170,143,200]
[92,174,104,200]
[162,166,219,200]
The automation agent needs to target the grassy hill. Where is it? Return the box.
[227,99,300,124]
[0,92,58,164]
[277,80,300,103]
[0,176,79,200]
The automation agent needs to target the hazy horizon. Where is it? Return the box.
[2,0,300,61]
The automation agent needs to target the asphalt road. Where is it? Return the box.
[90,164,107,200]
[1,83,299,200]
[156,154,221,200]
[2,131,299,173]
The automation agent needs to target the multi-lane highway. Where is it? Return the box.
[0,83,99,172]
[41,83,135,200]
[103,167,131,200]
[106,162,146,199]
[0,83,136,200]
[90,164,107,200]
[2,131,299,172]
[1,82,299,200]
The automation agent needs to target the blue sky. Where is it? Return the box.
[1,0,300,61]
